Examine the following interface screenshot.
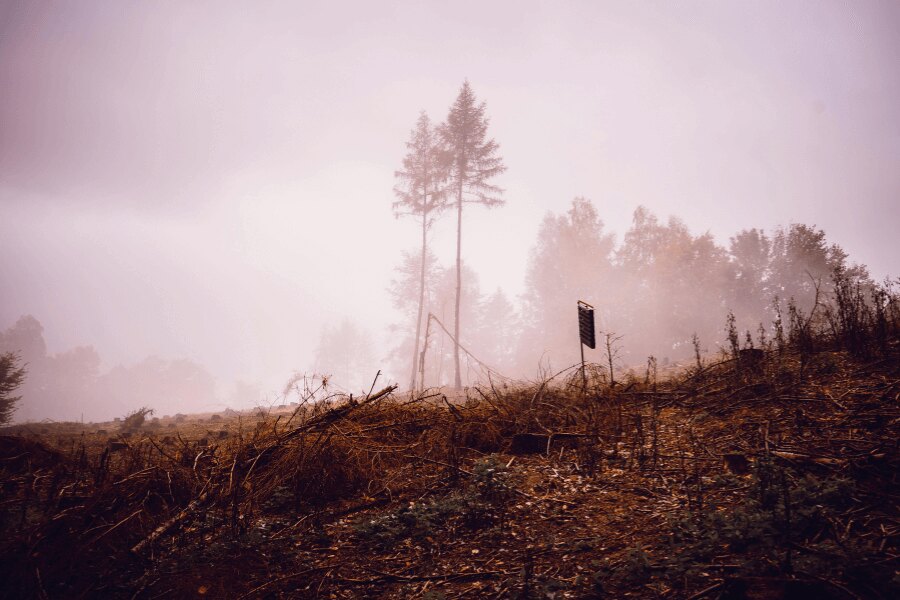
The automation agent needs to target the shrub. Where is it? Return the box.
[121,407,154,432]
[354,496,463,550]
[666,460,861,581]
[354,455,515,549]
[462,455,514,528]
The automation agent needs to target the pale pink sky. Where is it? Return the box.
[1,1,898,398]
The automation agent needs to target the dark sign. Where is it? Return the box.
[578,300,596,349]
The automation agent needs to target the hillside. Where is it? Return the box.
[1,325,898,599]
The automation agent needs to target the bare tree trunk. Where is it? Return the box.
[419,313,431,393]
[409,210,427,391]
[453,183,463,389]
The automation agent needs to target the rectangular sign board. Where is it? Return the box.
[578,301,596,349]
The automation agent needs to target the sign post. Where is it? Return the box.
[577,300,596,393]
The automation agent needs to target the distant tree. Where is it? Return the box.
[393,112,448,392]
[616,207,732,360]
[0,316,101,421]
[520,198,614,369]
[0,352,26,424]
[97,356,216,420]
[473,288,521,377]
[391,258,485,389]
[439,80,506,388]
[313,319,376,393]
[768,224,868,314]
[387,249,440,388]
[0,315,49,421]
[427,262,484,387]
[45,345,101,418]
[0,315,46,366]
[729,228,772,322]
[769,224,831,311]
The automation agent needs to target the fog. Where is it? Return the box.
[1,1,898,421]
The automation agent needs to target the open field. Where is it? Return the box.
[2,332,899,599]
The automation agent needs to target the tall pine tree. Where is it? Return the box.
[393,112,448,391]
[439,81,506,388]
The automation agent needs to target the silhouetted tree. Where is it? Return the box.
[394,112,448,392]
[0,353,26,424]
[520,198,614,370]
[439,81,506,388]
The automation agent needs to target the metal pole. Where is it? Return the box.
[577,300,595,395]
[581,341,587,394]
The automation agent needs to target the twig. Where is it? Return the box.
[86,509,143,547]
[237,566,334,599]
[686,581,724,600]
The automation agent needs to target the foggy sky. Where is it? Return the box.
[1,1,899,411]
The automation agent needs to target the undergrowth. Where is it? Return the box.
[0,273,896,599]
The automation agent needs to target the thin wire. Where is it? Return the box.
[425,313,516,383]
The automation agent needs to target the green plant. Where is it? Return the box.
[664,460,866,587]
[0,352,26,425]
[354,456,514,549]
[353,496,463,550]
[726,311,740,363]
[462,454,513,529]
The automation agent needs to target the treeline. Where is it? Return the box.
[0,316,221,422]
[389,197,890,385]
[388,81,892,390]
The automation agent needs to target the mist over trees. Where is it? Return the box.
[0,315,217,422]
[383,82,879,391]
[313,319,377,393]
[391,197,876,387]
[388,254,515,389]
[391,81,507,390]
[1,79,886,419]
[523,201,874,373]
[6,193,874,420]
[519,198,616,371]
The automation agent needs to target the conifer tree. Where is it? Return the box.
[439,81,506,388]
[0,352,26,425]
[393,112,447,391]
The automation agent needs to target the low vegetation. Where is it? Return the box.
[0,279,898,599]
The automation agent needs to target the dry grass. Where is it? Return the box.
[0,306,898,598]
